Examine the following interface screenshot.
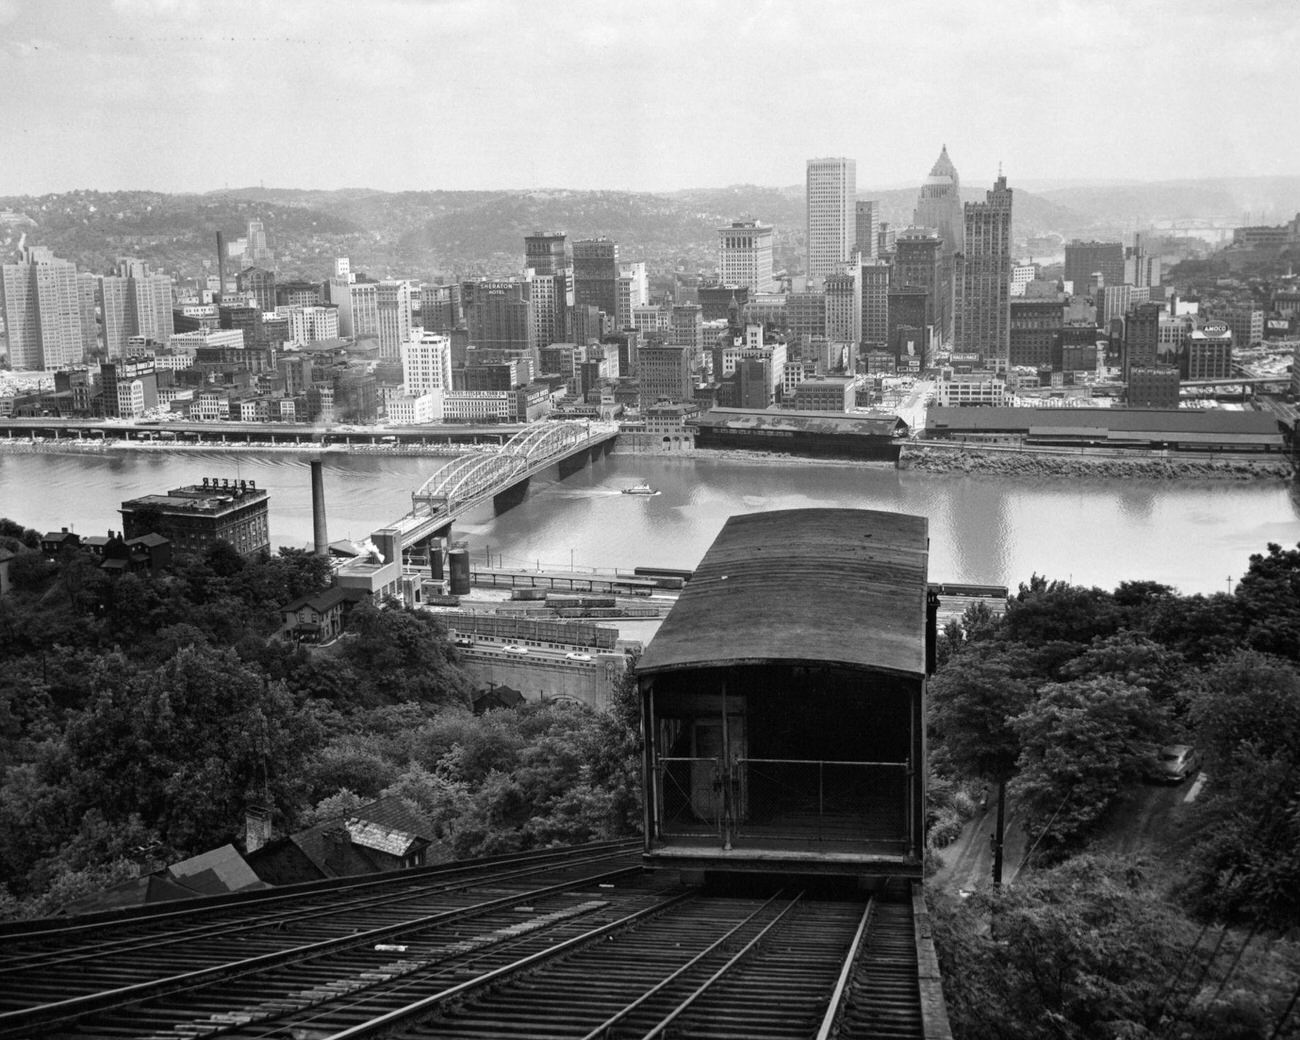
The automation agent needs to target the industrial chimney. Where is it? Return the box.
[310,459,329,556]
[215,230,227,303]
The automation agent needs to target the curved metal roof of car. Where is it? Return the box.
[637,508,929,678]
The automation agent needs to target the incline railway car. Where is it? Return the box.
[638,508,934,880]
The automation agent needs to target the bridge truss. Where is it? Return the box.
[410,421,596,517]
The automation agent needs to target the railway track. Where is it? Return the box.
[0,852,947,1040]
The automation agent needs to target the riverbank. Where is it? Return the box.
[0,438,465,458]
[610,445,898,470]
[5,435,1294,482]
[899,442,1296,480]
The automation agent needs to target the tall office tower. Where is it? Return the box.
[954,174,1014,367]
[401,330,453,397]
[786,292,827,349]
[892,228,942,335]
[1,246,87,369]
[526,270,567,349]
[824,267,861,346]
[914,146,964,256]
[718,220,775,291]
[1124,233,1161,288]
[462,279,536,357]
[637,344,693,406]
[524,231,573,343]
[376,279,414,360]
[77,273,99,355]
[245,219,272,262]
[669,304,705,356]
[859,260,891,350]
[349,282,380,340]
[99,275,130,357]
[419,283,462,333]
[854,201,878,260]
[1064,241,1124,294]
[806,157,856,281]
[237,266,276,313]
[1123,302,1163,380]
[615,262,648,330]
[573,238,619,318]
[524,232,572,278]
[914,146,963,346]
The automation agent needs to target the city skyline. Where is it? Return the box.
[1,0,1296,197]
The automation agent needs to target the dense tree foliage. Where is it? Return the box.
[932,856,1299,1040]
[0,527,640,919]
[930,543,1300,931]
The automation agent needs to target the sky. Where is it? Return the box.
[0,0,1296,197]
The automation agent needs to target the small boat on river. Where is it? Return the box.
[621,481,660,496]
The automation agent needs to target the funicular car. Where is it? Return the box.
[637,508,934,880]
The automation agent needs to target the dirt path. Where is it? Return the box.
[929,775,1207,895]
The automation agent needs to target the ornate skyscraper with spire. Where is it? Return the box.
[914,145,963,255]
[913,145,964,346]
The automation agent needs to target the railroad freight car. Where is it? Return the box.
[637,508,936,881]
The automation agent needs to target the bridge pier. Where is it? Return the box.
[557,452,588,479]
[494,477,530,514]
[405,530,451,577]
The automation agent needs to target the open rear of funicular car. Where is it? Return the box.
[637,508,937,887]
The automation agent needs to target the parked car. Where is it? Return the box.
[1146,744,1202,783]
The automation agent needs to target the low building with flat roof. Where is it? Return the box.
[121,478,270,558]
[925,406,1284,453]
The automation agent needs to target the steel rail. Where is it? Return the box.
[0,844,640,976]
[637,892,806,1039]
[315,890,701,1040]
[577,890,791,1040]
[0,864,642,1039]
[0,838,639,944]
[814,897,875,1040]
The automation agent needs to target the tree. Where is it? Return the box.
[929,642,1038,884]
[339,603,474,707]
[1182,651,1300,926]
[1057,633,1190,717]
[1010,677,1164,856]
[1001,576,1121,647]
[1233,542,1300,660]
[61,646,323,856]
[930,643,1037,783]
[930,855,1285,1040]
[0,518,40,549]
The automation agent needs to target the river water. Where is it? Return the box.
[3,447,1298,596]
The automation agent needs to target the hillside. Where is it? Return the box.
[4,177,1296,284]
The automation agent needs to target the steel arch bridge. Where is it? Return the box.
[410,421,596,517]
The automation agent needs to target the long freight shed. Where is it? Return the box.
[925,406,1286,452]
[692,408,910,460]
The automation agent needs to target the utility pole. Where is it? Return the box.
[992,779,1007,887]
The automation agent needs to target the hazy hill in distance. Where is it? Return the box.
[3,176,1297,282]
[1037,176,1300,227]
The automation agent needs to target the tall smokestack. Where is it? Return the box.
[215,230,227,303]
[310,460,329,556]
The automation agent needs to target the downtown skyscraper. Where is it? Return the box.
[1,246,87,370]
[954,174,1014,369]
[806,157,856,282]
[914,146,964,346]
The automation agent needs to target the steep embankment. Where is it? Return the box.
[899,443,1295,480]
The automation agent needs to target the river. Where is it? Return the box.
[3,447,1299,596]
